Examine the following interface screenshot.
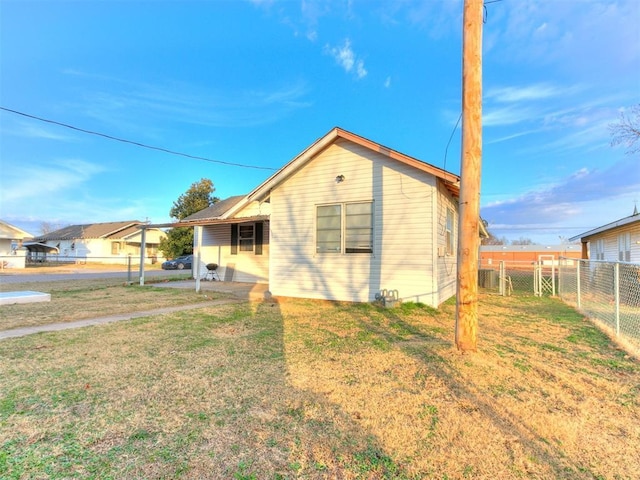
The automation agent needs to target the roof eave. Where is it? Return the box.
[569,215,640,242]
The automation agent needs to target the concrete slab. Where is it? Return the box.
[0,291,51,306]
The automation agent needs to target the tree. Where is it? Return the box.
[480,220,507,245]
[511,237,534,246]
[610,104,640,155]
[40,221,65,235]
[159,178,219,259]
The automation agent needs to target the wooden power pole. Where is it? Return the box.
[455,0,483,352]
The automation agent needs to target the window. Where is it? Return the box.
[111,242,121,255]
[239,225,254,251]
[230,222,264,255]
[316,202,372,254]
[618,233,631,262]
[593,238,605,260]
[316,204,342,253]
[445,208,454,255]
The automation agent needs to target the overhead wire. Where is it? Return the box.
[0,106,278,171]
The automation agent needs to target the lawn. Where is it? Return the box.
[0,278,216,330]
[0,287,638,479]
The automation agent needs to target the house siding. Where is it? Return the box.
[199,222,270,283]
[589,221,640,264]
[269,139,442,305]
[435,180,459,304]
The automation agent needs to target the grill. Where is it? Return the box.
[205,263,219,281]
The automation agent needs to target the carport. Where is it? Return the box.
[23,242,60,262]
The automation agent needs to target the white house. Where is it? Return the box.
[173,127,462,307]
[34,221,166,264]
[0,220,33,269]
[570,208,640,263]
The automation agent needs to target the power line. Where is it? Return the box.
[0,106,278,171]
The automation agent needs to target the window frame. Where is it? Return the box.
[618,232,631,262]
[316,201,373,255]
[238,224,255,252]
[445,208,455,256]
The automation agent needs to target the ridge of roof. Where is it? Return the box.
[0,220,34,240]
[35,221,143,241]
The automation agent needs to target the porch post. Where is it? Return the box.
[138,227,147,286]
[194,225,203,293]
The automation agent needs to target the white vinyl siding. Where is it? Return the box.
[435,181,459,304]
[588,221,640,264]
[199,223,269,283]
[269,139,441,305]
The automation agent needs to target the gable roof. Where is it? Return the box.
[35,221,144,241]
[569,212,640,242]
[0,220,34,240]
[182,195,246,222]
[224,127,460,219]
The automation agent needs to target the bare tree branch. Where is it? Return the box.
[610,104,640,154]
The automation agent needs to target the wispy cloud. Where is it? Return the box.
[485,83,571,103]
[325,38,367,79]
[0,158,106,205]
[62,74,312,133]
[481,156,640,231]
[0,118,74,142]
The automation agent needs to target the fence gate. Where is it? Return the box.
[534,255,556,296]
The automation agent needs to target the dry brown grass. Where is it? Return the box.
[0,279,217,330]
[0,294,638,479]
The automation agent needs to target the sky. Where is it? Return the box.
[1,0,639,244]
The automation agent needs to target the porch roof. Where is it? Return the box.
[147,214,269,229]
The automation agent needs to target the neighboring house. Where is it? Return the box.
[480,244,582,267]
[569,209,640,263]
[33,221,166,264]
[167,127,464,307]
[0,220,33,269]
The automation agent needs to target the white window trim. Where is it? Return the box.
[316,201,374,255]
[618,233,631,262]
[445,208,455,256]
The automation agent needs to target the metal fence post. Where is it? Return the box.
[499,261,504,296]
[576,261,581,310]
[614,262,620,337]
[127,254,132,285]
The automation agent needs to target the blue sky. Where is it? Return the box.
[1,0,638,244]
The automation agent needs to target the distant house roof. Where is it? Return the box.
[35,221,145,241]
[569,212,640,242]
[0,220,34,240]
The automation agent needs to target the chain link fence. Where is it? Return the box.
[558,258,640,354]
[479,260,557,296]
[0,255,193,286]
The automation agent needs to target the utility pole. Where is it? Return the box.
[455,0,483,352]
